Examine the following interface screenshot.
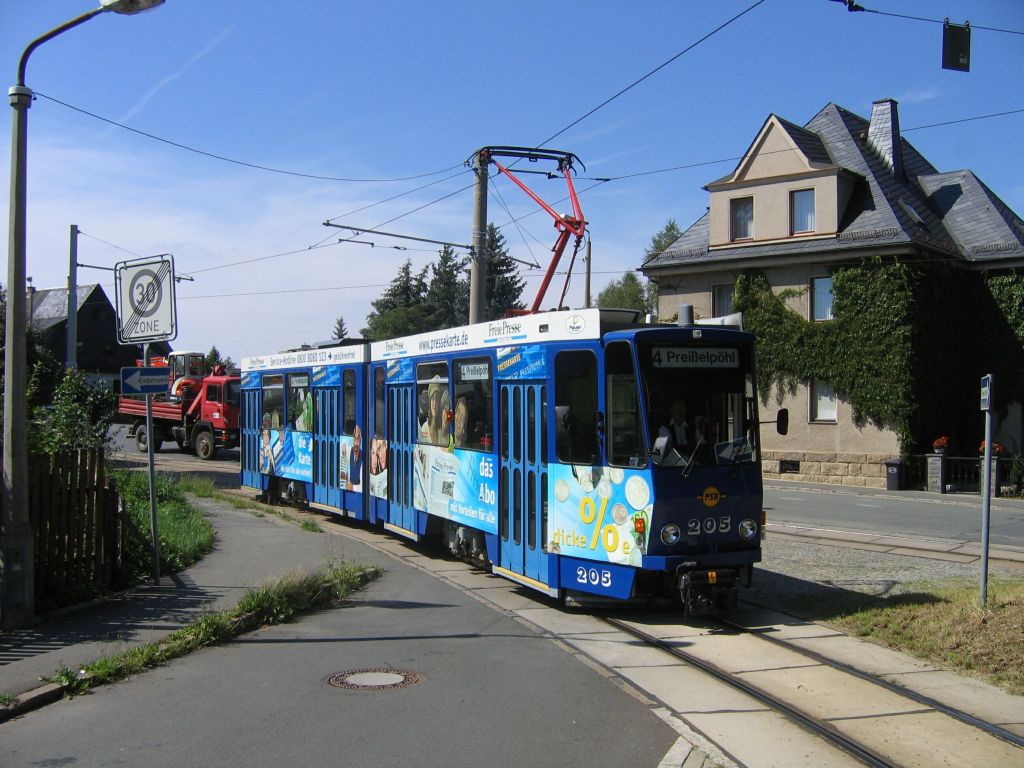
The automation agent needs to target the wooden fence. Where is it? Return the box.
[28,448,121,609]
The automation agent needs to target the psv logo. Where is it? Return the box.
[700,486,723,508]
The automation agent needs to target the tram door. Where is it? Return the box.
[387,383,417,535]
[241,384,262,490]
[312,385,340,509]
[499,382,547,582]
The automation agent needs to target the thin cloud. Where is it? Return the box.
[894,87,941,105]
[112,26,235,126]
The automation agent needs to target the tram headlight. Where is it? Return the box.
[660,524,681,546]
[738,518,758,541]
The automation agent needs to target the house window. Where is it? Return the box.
[812,277,833,321]
[810,381,837,422]
[791,189,815,234]
[713,284,734,317]
[730,197,753,241]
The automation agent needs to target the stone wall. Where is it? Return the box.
[761,451,889,488]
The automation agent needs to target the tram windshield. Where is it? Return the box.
[638,343,758,468]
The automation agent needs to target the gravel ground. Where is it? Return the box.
[744,537,1023,617]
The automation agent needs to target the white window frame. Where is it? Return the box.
[810,380,837,423]
[812,276,833,322]
[730,197,754,241]
[790,189,816,235]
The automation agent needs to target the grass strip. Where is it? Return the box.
[112,470,217,580]
[41,560,382,698]
[181,478,325,533]
[832,579,1024,695]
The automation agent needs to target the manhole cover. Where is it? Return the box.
[325,668,423,691]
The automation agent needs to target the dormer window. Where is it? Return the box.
[730,197,753,241]
[791,189,815,234]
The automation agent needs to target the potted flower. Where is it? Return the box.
[932,436,949,454]
[978,441,1004,456]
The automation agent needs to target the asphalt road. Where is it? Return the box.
[2,508,678,768]
[109,424,240,485]
[764,483,1024,548]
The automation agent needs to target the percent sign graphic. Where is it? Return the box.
[580,497,620,552]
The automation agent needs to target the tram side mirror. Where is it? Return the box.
[776,408,789,436]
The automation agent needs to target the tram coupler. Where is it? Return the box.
[678,568,738,616]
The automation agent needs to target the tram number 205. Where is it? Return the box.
[688,516,731,535]
[576,566,612,588]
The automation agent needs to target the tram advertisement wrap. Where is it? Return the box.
[369,437,388,499]
[412,444,498,534]
[495,344,547,380]
[547,465,652,566]
[259,429,313,482]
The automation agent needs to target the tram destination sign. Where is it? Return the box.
[651,347,739,369]
[114,255,178,344]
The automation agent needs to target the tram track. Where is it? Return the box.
[597,612,1023,767]
[599,615,897,768]
[714,613,1024,751]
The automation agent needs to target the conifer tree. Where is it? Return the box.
[425,245,470,330]
[361,259,431,340]
[483,224,525,320]
[331,316,348,340]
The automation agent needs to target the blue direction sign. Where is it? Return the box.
[121,367,170,395]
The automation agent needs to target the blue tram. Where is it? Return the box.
[240,307,783,613]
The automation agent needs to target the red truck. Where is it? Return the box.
[119,351,240,460]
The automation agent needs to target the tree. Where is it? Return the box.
[31,369,118,454]
[643,218,682,261]
[1,284,63,415]
[361,259,431,340]
[425,245,470,330]
[331,316,349,341]
[483,224,525,320]
[595,271,651,312]
[634,219,682,316]
[204,345,236,371]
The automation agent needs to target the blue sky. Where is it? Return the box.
[2,0,1022,360]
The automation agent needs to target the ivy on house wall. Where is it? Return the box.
[734,259,1024,455]
[735,261,915,448]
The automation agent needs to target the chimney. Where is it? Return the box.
[866,98,904,179]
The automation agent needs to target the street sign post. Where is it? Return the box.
[114,255,177,344]
[980,373,993,608]
[113,255,178,584]
[121,366,170,395]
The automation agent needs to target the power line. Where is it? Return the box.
[78,230,143,258]
[534,0,769,148]
[34,90,464,183]
[831,1,1024,35]
[902,107,1024,132]
[568,107,1024,182]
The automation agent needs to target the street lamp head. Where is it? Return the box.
[100,0,165,14]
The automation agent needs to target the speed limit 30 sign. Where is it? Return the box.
[114,255,178,344]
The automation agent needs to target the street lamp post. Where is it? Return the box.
[2,0,164,629]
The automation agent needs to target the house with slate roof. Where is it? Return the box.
[28,283,171,390]
[641,98,1024,488]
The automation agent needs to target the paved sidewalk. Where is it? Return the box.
[0,497,342,703]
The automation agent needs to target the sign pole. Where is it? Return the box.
[144,342,161,583]
[979,374,993,608]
